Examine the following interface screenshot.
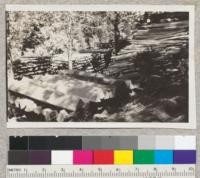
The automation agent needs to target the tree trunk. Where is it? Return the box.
[68,13,73,70]
[114,12,120,55]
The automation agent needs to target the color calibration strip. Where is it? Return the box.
[8,136,196,165]
[8,149,196,165]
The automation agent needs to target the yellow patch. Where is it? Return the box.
[114,150,133,164]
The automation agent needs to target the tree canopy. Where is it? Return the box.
[6,11,144,61]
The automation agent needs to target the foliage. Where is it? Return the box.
[134,44,188,98]
[135,48,160,79]
[7,11,144,63]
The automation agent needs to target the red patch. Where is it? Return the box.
[93,150,114,164]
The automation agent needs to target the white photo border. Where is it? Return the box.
[6,5,196,129]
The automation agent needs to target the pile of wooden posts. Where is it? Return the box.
[73,54,93,72]
[73,49,112,73]
[11,49,113,80]
[50,60,69,74]
[12,56,51,80]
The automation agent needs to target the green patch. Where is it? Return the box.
[134,150,154,164]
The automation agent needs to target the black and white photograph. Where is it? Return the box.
[6,5,195,128]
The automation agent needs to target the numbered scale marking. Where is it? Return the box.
[7,165,195,178]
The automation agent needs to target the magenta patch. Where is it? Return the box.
[73,150,93,164]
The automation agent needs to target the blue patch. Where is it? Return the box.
[154,150,173,164]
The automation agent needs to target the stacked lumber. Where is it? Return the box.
[12,56,51,80]
[73,49,112,73]
[73,55,93,72]
[12,49,113,79]
[50,60,69,73]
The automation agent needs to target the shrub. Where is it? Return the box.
[135,48,160,79]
